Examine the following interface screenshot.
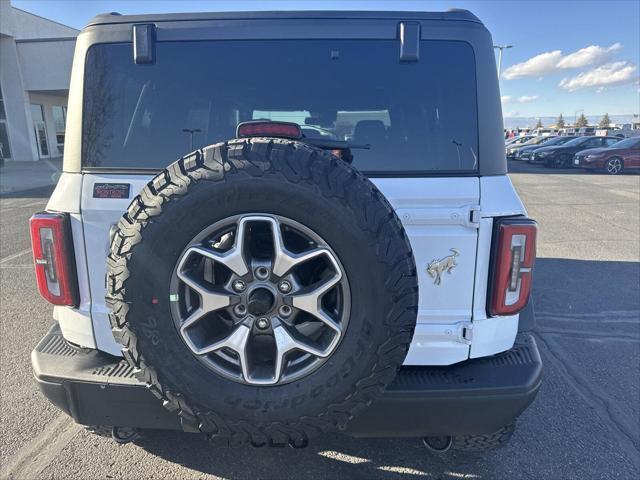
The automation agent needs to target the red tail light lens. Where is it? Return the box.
[29,212,78,306]
[489,217,537,316]
[236,121,302,139]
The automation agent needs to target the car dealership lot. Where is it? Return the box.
[1,166,638,480]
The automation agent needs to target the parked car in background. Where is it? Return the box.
[574,136,640,174]
[509,136,556,160]
[577,127,596,136]
[505,135,535,158]
[519,136,578,162]
[617,123,640,138]
[531,128,557,137]
[505,134,534,146]
[532,136,620,168]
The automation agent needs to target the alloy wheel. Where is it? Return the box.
[606,158,622,174]
[170,214,350,386]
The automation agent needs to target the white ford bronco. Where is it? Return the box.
[30,10,541,452]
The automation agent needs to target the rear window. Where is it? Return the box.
[83,40,478,174]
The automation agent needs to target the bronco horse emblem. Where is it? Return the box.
[427,248,460,285]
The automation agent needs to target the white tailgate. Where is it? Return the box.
[81,174,482,361]
[372,178,480,365]
[81,174,153,355]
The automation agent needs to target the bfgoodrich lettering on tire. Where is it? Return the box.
[106,138,418,446]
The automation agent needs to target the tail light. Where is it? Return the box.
[489,217,537,316]
[29,212,78,306]
[236,121,302,139]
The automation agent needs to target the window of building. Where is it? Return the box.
[0,84,11,160]
[52,106,67,154]
[30,104,50,158]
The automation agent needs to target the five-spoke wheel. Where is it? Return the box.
[170,215,350,385]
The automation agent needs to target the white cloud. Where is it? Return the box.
[503,51,563,80]
[502,95,538,104]
[559,61,638,91]
[503,43,623,80]
[556,43,621,69]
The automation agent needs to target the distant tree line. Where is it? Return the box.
[535,113,611,129]
[513,113,613,130]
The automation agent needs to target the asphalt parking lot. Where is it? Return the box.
[0,162,638,480]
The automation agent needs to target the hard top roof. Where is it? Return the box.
[86,9,482,28]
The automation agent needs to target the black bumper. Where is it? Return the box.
[32,324,542,438]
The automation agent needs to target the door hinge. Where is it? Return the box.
[458,323,473,345]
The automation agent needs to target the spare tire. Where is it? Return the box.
[106,138,418,446]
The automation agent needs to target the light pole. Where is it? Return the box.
[494,44,513,79]
[574,109,584,126]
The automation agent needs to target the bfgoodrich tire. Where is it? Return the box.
[106,138,418,446]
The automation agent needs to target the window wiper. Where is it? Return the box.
[123,81,150,148]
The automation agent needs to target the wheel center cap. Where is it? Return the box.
[246,287,275,316]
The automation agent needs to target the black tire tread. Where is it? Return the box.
[106,138,418,447]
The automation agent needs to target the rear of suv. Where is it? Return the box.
[29,10,541,452]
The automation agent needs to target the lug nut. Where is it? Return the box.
[279,305,292,318]
[278,280,292,293]
[256,317,270,330]
[232,279,246,292]
[234,304,247,316]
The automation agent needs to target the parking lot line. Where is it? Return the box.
[0,414,80,480]
[0,248,32,264]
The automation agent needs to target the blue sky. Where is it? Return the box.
[13,0,640,118]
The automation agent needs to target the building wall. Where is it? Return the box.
[0,0,14,36]
[0,0,78,161]
[10,4,78,40]
[0,36,36,161]
[17,40,76,92]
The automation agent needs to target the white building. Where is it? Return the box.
[0,0,78,162]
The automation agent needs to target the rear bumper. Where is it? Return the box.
[32,324,542,438]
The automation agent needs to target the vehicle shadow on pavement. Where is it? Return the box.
[532,257,640,474]
[120,257,639,479]
[132,430,500,479]
[533,257,640,316]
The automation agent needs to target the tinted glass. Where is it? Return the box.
[610,137,640,148]
[0,123,11,159]
[562,137,590,147]
[579,138,600,148]
[82,40,479,173]
[524,136,551,145]
[544,136,574,146]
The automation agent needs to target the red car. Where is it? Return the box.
[574,136,640,174]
